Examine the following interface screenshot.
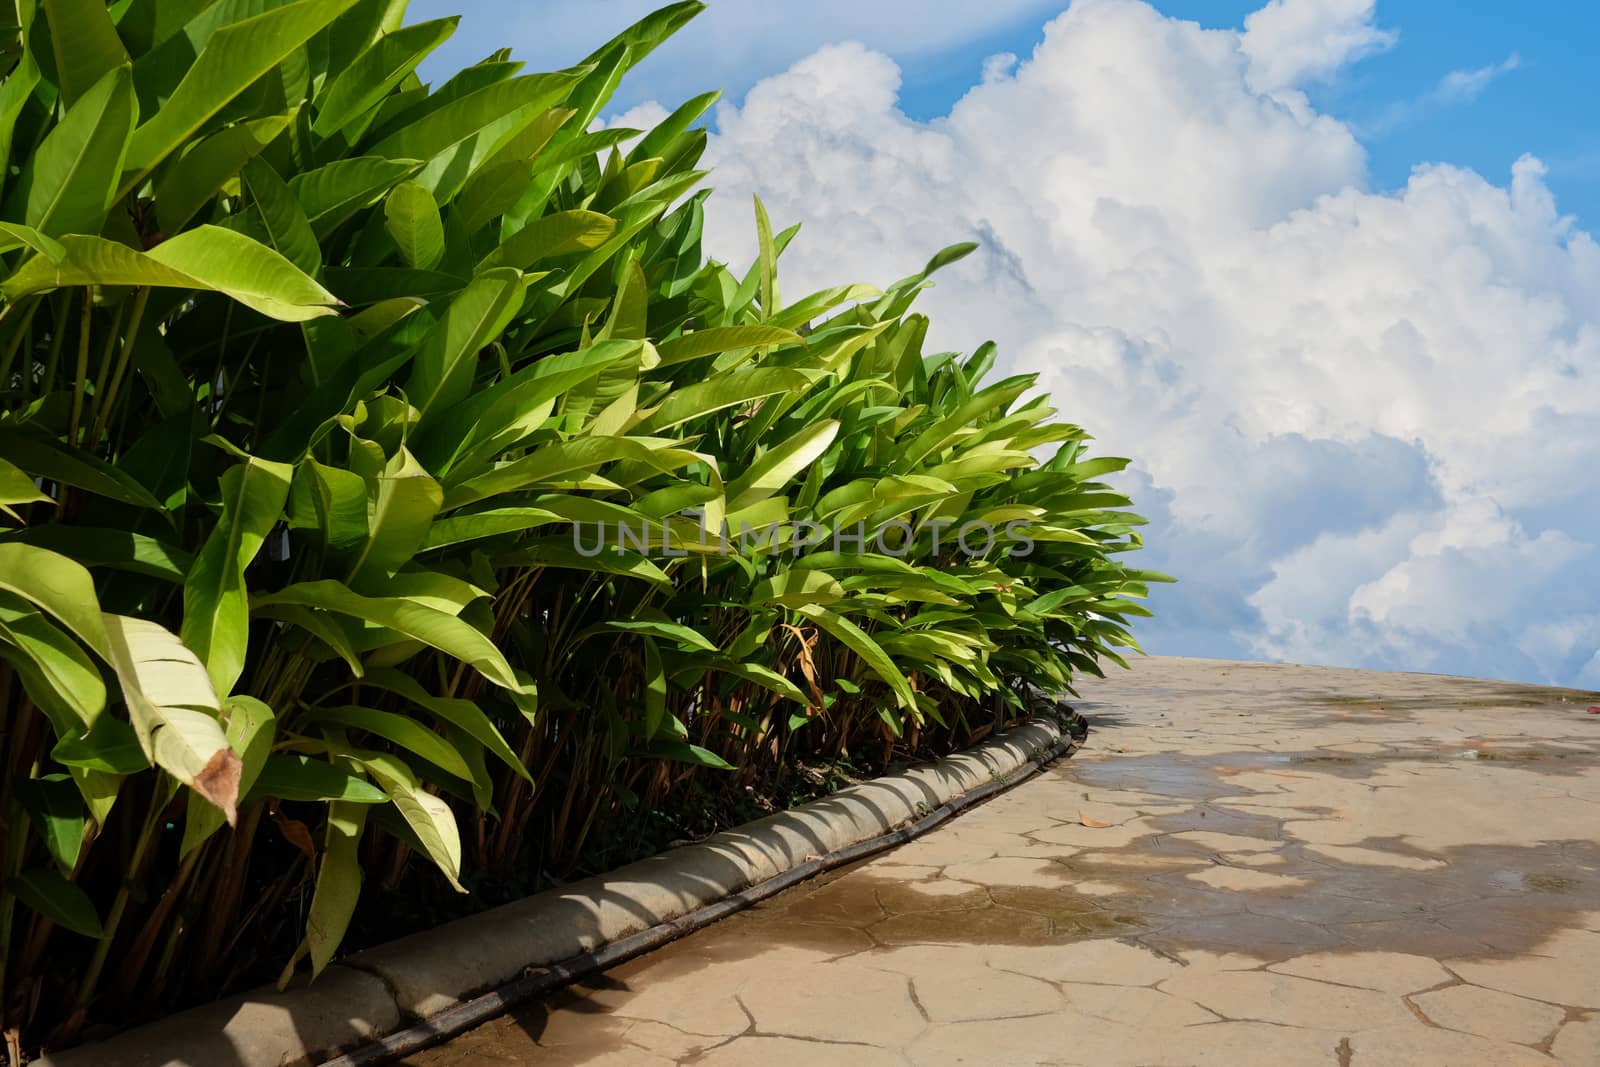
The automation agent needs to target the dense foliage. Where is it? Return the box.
[0,0,1165,1056]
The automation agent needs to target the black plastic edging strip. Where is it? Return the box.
[320,729,1079,1067]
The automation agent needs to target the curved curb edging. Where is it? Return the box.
[37,718,1065,1067]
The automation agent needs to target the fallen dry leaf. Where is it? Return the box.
[1079,816,1114,828]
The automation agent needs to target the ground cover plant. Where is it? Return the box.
[0,0,1165,1057]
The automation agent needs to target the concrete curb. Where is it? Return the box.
[37,719,1063,1067]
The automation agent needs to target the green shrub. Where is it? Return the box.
[0,0,1165,1054]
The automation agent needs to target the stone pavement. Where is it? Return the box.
[403,658,1600,1066]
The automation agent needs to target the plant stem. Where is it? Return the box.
[67,290,93,447]
[87,287,149,452]
[0,298,39,395]
[86,296,128,443]
[74,784,167,1012]
[38,293,69,404]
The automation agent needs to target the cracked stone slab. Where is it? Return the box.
[1412,984,1568,1045]
[1267,950,1453,994]
[401,657,1600,1067]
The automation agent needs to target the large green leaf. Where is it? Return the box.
[15,775,87,872]
[367,69,585,186]
[360,667,529,782]
[0,592,106,736]
[11,867,103,938]
[43,0,130,108]
[478,209,616,271]
[155,111,295,233]
[307,705,474,782]
[415,338,640,475]
[289,155,420,236]
[455,106,574,233]
[654,324,801,367]
[245,753,387,804]
[635,368,812,433]
[312,17,457,137]
[403,268,525,425]
[253,580,529,693]
[0,456,53,520]
[382,180,444,270]
[7,63,133,238]
[2,227,341,321]
[0,431,164,510]
[288,456,369,551]
[631,739,733,770]
[795,604,917,714]
[603,618,717,652]
[0,543,110,658]
[120,0,362,191]
[1,526,192,583]
[725,420,839,512]
[356,750,464,891]
[348,447,442,584]
[305,801,368,977]
[101,613,240,823]
[182,457,293,695]
[52,716,149,775]
[241,156,321,274]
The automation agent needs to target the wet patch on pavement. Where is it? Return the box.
[402,658,1600,1066]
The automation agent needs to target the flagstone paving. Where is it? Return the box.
[404,657,1600,1065]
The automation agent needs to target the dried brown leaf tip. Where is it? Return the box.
[195,748,244,827]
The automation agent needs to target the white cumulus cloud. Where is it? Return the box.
[686,0,1600,687]
[1240,0,1397,93]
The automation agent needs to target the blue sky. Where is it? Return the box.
[413,1,1599,229]
[407,1,1600,687]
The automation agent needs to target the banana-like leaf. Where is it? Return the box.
[312,18,457,137]
[182,457,293,696]
[101,613,240,824]
[120,0,362,191]
[631,739,732,770]
[42,0,129,108]
[0,592,107,736]
[653,324,800,367]
[305,800,369,977]
[289,155,420,236]
[15,775,86,872]
[348,447,442,584]
[11,867,103,938]
[726,420,838,513]
[795,604,917,715]
[2,227,341,321]
[307,704,475,782]
[360,667,530,783]
[1,527,191,583]
[0,543,110,660]
[241,156,321,274]
[404,268,525,425]
[253,580,530,694]
[0,456,53,519]
[155,111,296,233]
[7,63,133,237]
[356,750,464,892]
[246,753,388,804]
[289,456,369,551]
[383,180,444,270]
[478,209,616,271]
[634,368,813,433]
